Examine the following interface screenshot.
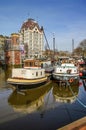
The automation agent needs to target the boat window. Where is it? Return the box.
[36,72,38,76]
[30,62,32,67]
[41,71,42,75]
[41,63,43,68]
[24,62,28,67]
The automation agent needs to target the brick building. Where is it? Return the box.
[5,33,21,65]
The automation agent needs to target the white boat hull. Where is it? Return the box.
[7,76,48,89]
[7,66,50,89]
[53,73,79,81]
[52,63,79,84]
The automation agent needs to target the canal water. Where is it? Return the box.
[0,67,86,130]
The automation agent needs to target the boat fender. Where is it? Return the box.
[69,78,74,83]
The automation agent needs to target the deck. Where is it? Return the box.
[58,116,86,130]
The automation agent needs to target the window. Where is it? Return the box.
[41,71,42,75]
[36,72,38,76]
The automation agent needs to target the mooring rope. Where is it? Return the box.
[67,80,86,108]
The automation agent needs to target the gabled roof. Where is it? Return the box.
[21,18,43,32]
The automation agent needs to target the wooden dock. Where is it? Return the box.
[58,116,86,130]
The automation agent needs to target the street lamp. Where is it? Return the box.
[82,47,84,60]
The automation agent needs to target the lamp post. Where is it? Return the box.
[82,47,84,60]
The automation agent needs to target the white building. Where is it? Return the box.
[19,18,44,59]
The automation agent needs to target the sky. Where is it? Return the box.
[0,0,86,52]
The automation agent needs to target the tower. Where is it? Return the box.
[19,18,44,59]
[72,39,74,53]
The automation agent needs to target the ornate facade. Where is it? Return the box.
[19,18,44,59]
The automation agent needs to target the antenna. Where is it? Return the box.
[36,16,38,23]
[72,39,74,53]
[53,33,55,56]
[27,12,30,19]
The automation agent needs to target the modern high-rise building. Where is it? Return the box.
[19,18,44,59]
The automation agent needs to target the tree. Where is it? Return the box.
[73,39,86,58]
[79,39,86,49]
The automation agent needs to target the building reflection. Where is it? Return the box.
[53,82,79,103]
[8,81,52,114]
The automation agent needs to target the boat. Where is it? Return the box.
[40,60,54,79]
[8,81,52,114]
[53,82,79,103]
[7,59,50,89]
[52,63,79,86]
[78,61,86,79]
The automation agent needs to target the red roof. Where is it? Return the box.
[21,19,43,32]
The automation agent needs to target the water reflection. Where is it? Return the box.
[8,79,80,116]
[8,81,52,114]
[0,68,7,88]
[53,82,79,103]
[4,67,12,80]
[0,67,12,83]
[1,66,86,130]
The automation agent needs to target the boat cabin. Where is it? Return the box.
[54,63,78,74]
[24,59,41,68]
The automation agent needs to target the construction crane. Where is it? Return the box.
[42,26,56,63]
[42,28,50,51]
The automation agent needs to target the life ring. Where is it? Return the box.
[69,78,74,83]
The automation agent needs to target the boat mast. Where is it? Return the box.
[53,33,55,57]
[72,39,74,56]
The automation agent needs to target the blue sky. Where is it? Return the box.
[0,0,86,51]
